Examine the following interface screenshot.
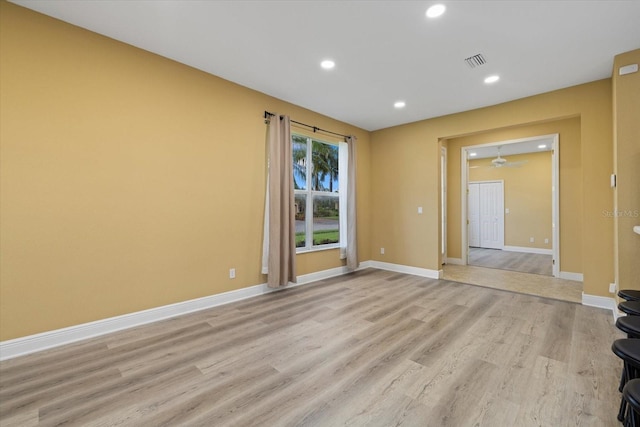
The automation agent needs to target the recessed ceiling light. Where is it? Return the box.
[320,60,335,70]
[538,144,547,149]
[484,75,500,84]
[469,152,477,157]
[394,101,406,109]
[426,4,446,18]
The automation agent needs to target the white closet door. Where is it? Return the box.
[479,182,504,249]
[468,183,480,247]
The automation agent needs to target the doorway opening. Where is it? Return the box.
[461,134,560,277]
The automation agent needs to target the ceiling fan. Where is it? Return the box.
[489,146,527,168]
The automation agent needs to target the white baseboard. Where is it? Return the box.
[503,245,553,255]
[0,262,372,361]
[358,260,373,269]
[296,264,358,285]
[559,271,584,282]
[368,260,442,279]
[444,257,464,265]
[0,282,273,361]
[582,292,620,321]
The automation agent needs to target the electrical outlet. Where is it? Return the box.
[609,283,616,294]
[529,237,535,243]
[229,268,236,279]
[544,238,549,244]
[380,247,385,255]
[418,206,423,214]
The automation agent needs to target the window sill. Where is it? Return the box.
[296,244,340,255]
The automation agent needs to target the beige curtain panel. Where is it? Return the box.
[345,135,358,270]
[261,114,296,288]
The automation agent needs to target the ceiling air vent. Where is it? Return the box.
[465,54,486,68]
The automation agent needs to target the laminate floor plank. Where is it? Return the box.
[421,359,504,426]
[229,307,448,426]
[252,321,433,427]
[514,355,571,426]
[539,301,576,363]
[116,320,268,376]
[126,364,282,427]
[410,293,498,367]
[0,268,620,426]
[38,366,204,426]
[463,391,521,427]
[0,409,39,427]
[0,368,122,417]
[0,342,109,382]
[0,322,216,402]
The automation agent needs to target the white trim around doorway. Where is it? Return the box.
[460,134,560,277]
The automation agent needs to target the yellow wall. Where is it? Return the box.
[612,49,640,292]
[1,1,628,342]
[468,152,552,250]
[445,117,582,274]
[370,82,611,296]
[0,1,371,340]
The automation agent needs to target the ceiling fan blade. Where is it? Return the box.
[504,160,529,168]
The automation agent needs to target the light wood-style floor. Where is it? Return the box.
[469,247,553,276]
[0,269,622,426]
[443,264,583,304]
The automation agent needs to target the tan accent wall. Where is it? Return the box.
[468,152,552,250]
[445,117,582,274]
[371,81,611,296]
[0,2,371,340]
[612,49,640,292]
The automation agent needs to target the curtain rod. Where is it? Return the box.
[264,111,349,140]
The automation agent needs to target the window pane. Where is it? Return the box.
[313,196,339,246]
[311,141,339,192]
[292,136,307,190]
[294,194,307,248]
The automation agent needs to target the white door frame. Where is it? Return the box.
[441,146,447,263]
[460,134,560,277]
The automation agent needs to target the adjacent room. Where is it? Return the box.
[1,1,639,425]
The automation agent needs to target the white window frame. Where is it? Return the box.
[293,134,345,253]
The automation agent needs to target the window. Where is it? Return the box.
[293,134,343,252]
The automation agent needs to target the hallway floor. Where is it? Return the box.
[468,248,552,276]
[443,264,582,304]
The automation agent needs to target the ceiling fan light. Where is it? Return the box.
[492,157,506,165]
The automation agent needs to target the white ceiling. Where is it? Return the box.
[11,0,640,131]
[467,137,554,160]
